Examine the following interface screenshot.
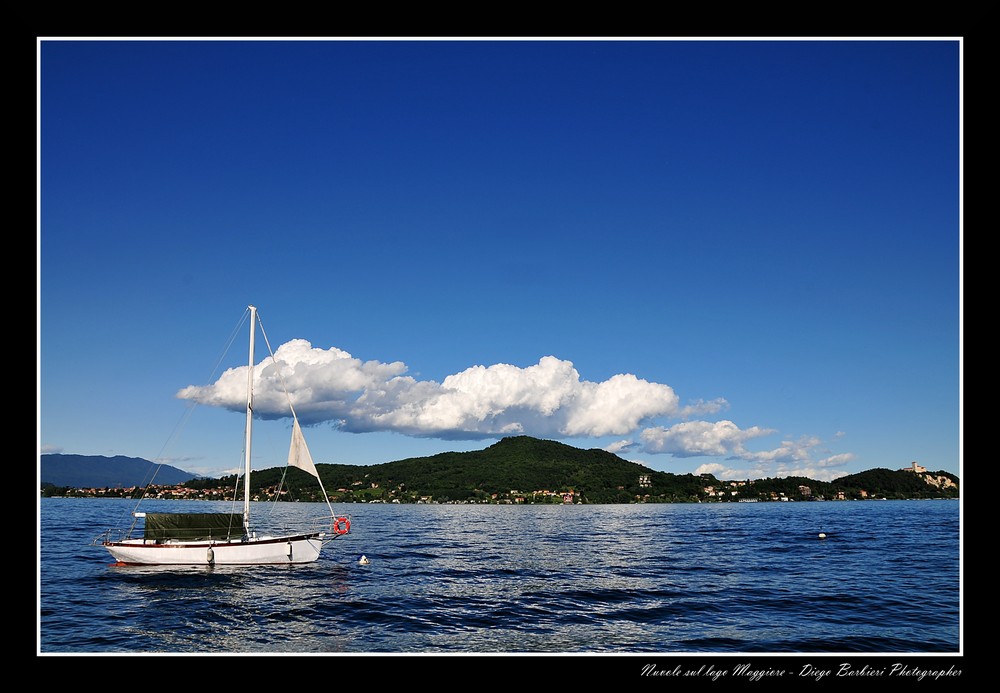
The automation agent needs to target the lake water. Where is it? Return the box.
[38,497,961,661]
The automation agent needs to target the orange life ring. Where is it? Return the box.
[333,517,351,535]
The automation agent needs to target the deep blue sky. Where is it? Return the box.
[39,38,961,481]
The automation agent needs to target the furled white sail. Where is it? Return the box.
[288,418,320,479]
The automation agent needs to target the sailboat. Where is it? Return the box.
[95,305,350,566]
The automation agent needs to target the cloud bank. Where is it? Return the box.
[177,339,849,475]
[177,341,682,439]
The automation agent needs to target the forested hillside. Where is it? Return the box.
[187,436,959,504]
[42,437,959,503]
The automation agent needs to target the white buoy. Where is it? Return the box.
[359,555,370,565]
[818,532,827,539]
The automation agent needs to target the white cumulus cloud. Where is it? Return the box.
[175,339,855,474]
[640,420,775,457]
[177,343,679,440]
[604,439,638,455]
[693,462,728,476]
[684,438,856,481]
[772,452,857,482]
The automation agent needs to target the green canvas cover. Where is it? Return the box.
[143,513,245,541]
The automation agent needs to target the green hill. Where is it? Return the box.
[830,467,960,499]
[201,435,715,504]
[702,467,959,502]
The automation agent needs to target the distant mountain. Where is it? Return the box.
[40,454,197,488]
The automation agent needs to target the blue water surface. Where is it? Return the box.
[38,498,960,655]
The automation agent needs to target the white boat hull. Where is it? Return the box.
[103,532,325,566]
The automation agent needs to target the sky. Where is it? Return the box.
[38,38,962,483]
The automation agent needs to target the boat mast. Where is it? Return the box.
[243,304,256,536]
